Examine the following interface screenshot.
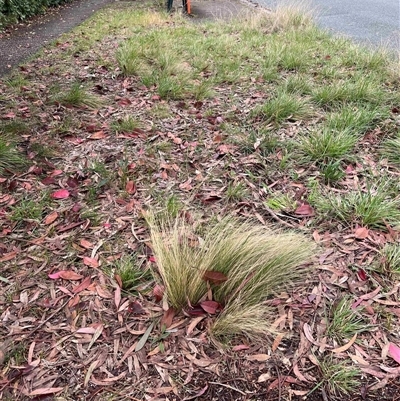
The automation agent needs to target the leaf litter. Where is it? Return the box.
[1,2,400,400]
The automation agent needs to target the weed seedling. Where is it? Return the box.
[326,296,370,344]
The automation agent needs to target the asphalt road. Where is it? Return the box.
[256,0,400,50]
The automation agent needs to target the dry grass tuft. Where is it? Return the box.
[147,215,315,342]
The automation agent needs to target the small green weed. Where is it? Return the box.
[325,105,387,136]
[55,82,100,108]
[111,116,141,134]
[265,192,296,211]
[0,138,27,174]
[312,357,360,397]
[326,296,369,344]
[10,198,44,223]
[379,244,400,277]
[114,254,152,293]
[225,181,248,202]
[319,160,345,185]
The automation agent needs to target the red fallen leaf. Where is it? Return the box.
[84,123,99,133]
[41,177,56,186]
[50,169,63,177]
[29,166,43,175]
[200,194,222,204]
[51,189,70,199]
[218,144,236,154]
[202,270,228,285]
[66,136,85,145]
[60,224,80,236]
[153,284,164,302]
[103,222,112,229]
[88,130,106,140]
[232,344,250,351]
[117,97,132,106]
[125,180,136,194]
[80,239,93,249]
[389,343,400,364]
[149,256,157,263]
[357,268,368,281]
[186,305,207,317]
[345,164,355,174]
[200,300,223,314]
[72,276,91,293]
[114,273,123,288]
[83,257,99,268]
[44,211,58,225]
[48,270,83,280]
[66,176,79,188]
[72,203,82,212]
[294,203,315,216]
[0,251,17,263]
[312,230,321,242]
[128,301,146,315]
[28,387,64,396]
[161,307,175,329]
[8,180,18,191]
[355,227,369,239]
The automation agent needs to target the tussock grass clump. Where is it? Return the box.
[299,128,358,163]
[0,137,27,174]
[253,91,313,125]
[313,183,400,229]
[379,243,400,277]
[326,297,369,344]
[54,82,101,108]
[272,1,314,32]
[380,133,400,166]
[316,357,360,397]
[147,215,315,342]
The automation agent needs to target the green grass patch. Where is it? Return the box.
[53,82,101,108]
[313,182,400,229]
[0,137,27,174]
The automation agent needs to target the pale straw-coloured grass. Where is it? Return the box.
[147,215,315,342]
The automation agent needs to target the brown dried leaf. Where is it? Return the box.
[161,307,176,329]
[355,227,369,239]
[89,130,106,139]
[28,387,64,396]
[332,333,357,353]
[202,270,228,285]
[80,239,94,249]
[294,203,315,216]
[246,354,271,362]
[72,276,91,294]
[48,270,83,280]
[44,211,58,225]
[200,300,222,314]
[83,256,99,268]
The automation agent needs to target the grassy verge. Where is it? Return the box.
[1,1,400,400]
